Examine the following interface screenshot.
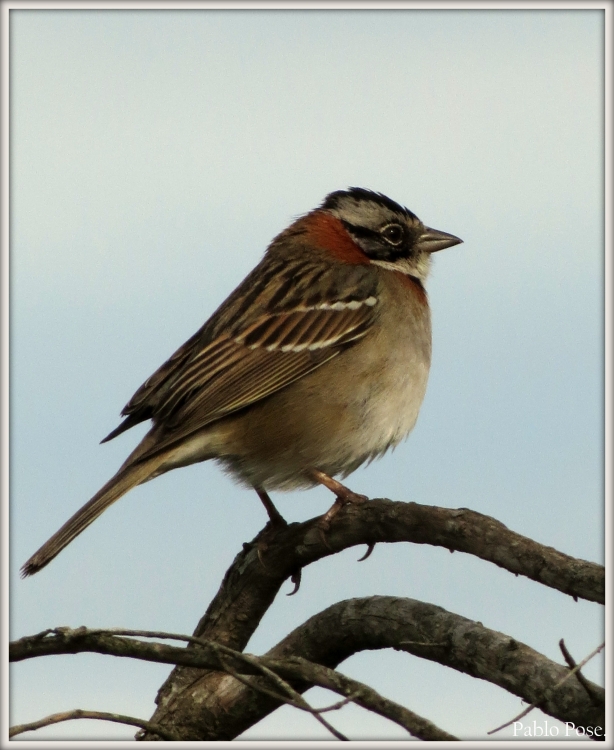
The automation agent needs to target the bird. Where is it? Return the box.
[21,188,461,577]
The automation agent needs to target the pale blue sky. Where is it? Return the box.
[10,8,604,741]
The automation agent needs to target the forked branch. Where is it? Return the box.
[10,597,604,740]
[11,499,604,741]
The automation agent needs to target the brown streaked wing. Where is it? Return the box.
[116,256,292,421]
[120,327,207,417]
[100,327,215,442]
[139,298,378,455]
[163,346,335,430]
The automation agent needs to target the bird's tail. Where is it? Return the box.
[21,454,167,577]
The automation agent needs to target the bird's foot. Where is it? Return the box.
[246,489,288,570]
[308,469,368,543]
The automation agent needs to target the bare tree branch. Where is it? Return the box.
[140,501,602,739]
[559,639,604,705]
[11,501,603,740]
[9,709,181,740]
[263,655,459,741]
[211,643,353,740]
[9,623,454,741]
[151,596,602,740]
[164,499,603,671]
[487,642,605,736]
[10,596,603,740]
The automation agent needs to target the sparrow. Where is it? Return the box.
[21,188,461,577]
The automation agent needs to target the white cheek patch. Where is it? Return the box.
[371,257,431,283]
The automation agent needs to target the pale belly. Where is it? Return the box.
[153,274,432,491]
[214,281,432,490]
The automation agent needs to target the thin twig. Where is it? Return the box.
[9,709,180,740]
[12,625,454,740]
[316,692,362,713]
[215,653,309,712]
[85,626,220,649]
[488,642,605,735]
[237,651,349,740]
[94,627,349,740]
[559,639,604,706]
[274,656,458,741]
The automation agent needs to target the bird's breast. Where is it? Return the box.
[209,272,433,490]
[344,273,432,457]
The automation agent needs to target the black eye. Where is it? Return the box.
[381,223,404,246]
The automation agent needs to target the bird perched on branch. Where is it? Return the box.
[22,188,461,576]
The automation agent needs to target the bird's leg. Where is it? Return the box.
[252,487,287,568]
[255,487,287,527]
[308,468,368,530]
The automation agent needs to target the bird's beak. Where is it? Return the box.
[416,227,463,254]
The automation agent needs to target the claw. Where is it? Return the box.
[357,542,375,562]
[287,569,302,596]
[316,523,334,551]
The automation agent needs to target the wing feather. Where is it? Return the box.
[169,348,330,428]
[105,256,380,453]
[160,300,376,432]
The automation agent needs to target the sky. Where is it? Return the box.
[8,7,605,742]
